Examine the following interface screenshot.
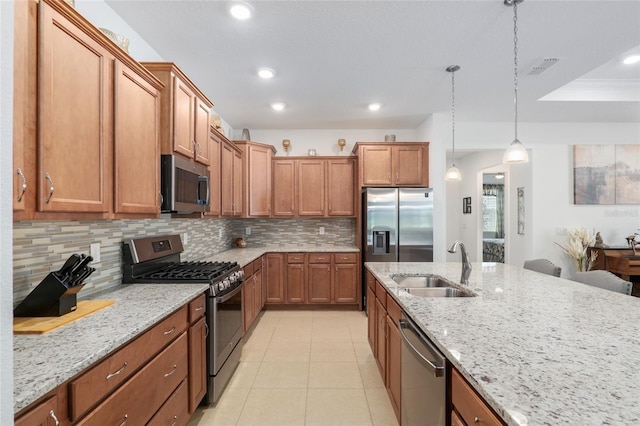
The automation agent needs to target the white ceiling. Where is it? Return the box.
[105,0,640,130]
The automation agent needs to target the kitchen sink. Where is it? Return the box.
[391,274,454,289]
[401,287,474,298]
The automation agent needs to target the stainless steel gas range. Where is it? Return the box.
[122,234,244,406]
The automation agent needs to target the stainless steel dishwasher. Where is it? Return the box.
[399,316,447,426]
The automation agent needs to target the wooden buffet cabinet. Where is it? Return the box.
[15,295,206,426]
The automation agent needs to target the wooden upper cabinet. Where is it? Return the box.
[141,62,213,165]
[359,145,392,185]
[234,141,276,217]
[206,128,223,217]
[38,0,113,213]
[220,140,235,217]
[327,159,355,216]
[353,142,430,187]
[297,159,326,216]
[272,159,296,217]
[113,60,161,215]
[233,148,243,217]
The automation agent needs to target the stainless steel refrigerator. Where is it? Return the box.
[362,188,434,305]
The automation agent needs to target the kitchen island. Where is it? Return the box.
[366,261,640,426]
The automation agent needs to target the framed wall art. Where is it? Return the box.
[573,144,640,205]
[517,187,525,235]
[463,197,472,214]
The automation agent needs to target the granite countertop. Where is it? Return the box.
[365,262,640,426]
[202,245,359,266]
[13,283,209,414]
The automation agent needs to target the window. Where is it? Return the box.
[482,195,497,234]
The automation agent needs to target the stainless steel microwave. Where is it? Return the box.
[160,155,210,213]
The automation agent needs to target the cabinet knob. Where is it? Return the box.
[474,417,480,424]
[44,172,54,204]
[16,168,27,202]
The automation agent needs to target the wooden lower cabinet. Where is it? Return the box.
[148,379,189,426]
[307,263,332,303]
[77,333,188,425]
[243,257,265,331]
[14,395,60,426]
[367,285,376,354]
[451,368,504,426]
[286,263,306,303]
[385,297,402,422]
[265,253,286,304]
[188,294,208,414]
[334,263,358,303]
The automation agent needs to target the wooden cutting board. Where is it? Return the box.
[13,300,116,334]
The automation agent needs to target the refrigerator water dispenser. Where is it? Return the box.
[372,230,390,254]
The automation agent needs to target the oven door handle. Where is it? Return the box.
[216,281,243,303]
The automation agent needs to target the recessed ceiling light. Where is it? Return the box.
[271,102,285,111]
[623,55,640,65]
[229,1,253,20]
[368,103,381,111]
[257,68,275,79]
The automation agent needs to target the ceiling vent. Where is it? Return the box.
[527,57,560,75]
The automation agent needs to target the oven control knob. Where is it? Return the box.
[218,282,225,292]
[224,279,231,289]
[229,275,237,284]
[238,270,244,279]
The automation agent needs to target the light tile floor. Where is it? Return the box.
[188,310,399,426]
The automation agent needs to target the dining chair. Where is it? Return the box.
[523,259,562,277]
[573,270,633,296]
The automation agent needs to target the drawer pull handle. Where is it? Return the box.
[164,365,178,378]
[106,362,128,380]
[342,257,349,260]
[204,322,210,338]
[170,415,178,426]
[119,414,128,426]
[49,410,60,426]
[163,326,176,336]
[474,417,480,424]
[194,306,204,311]
[16,168,27,202]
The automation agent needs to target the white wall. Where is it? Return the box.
[1,1,14,422]
[446,121,640,276]
[74,0,164,62]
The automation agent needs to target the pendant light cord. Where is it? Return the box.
[451,69,456,165]
[513,0,519,141]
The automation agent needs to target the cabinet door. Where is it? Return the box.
[206,130,222,216]
[220,141,234,216]
[39,1,112,213]
[297,160,325,216]
[272,159,296,217]
[13,0,37,216]
[375,298,387,378]
[172,75,196,159]
[254,270,263,315]
[265,254,286,304]
[233,149,243,216]
[308,264,332,303]
[15,395,60,426]
[286,264,306,303]
[114,60,160,215]
[394,145,425,186]
[333,264,357,303]
[327,159,355,216]
[246,145,272,216]
[188,317,207,414]
[243,277,255,331]
[194,98,210,165]
[386,315,401,422]
[366,286,376,356]
[361,145,392,186]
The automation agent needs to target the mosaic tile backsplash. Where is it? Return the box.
[13,218,355,306]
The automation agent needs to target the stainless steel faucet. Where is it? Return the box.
[448,240,471,285]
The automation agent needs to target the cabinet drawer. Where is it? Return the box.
[375,281,387,308]
[70,306,188,420]
[77,333,188,426]
[386,295,402,325]
[15,395,59,426]
[188,294,206,323]
[308,253,330,264]
[252,257,263,272]
[334,253,357,264]
[366,271,376,290]
[287,253,305,264]
[451,409,465,426]
[244,263,254,277]
[451,368,504,426]
[147,378,189,426]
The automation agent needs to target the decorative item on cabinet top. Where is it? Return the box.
[235,237,248,248]
[99,28,130,53]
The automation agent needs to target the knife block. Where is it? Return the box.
[14,272,85,317]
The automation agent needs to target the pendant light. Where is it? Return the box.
[445,65,462,181]
[503,0,529,164]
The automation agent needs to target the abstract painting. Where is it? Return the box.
[573,145,640,205]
